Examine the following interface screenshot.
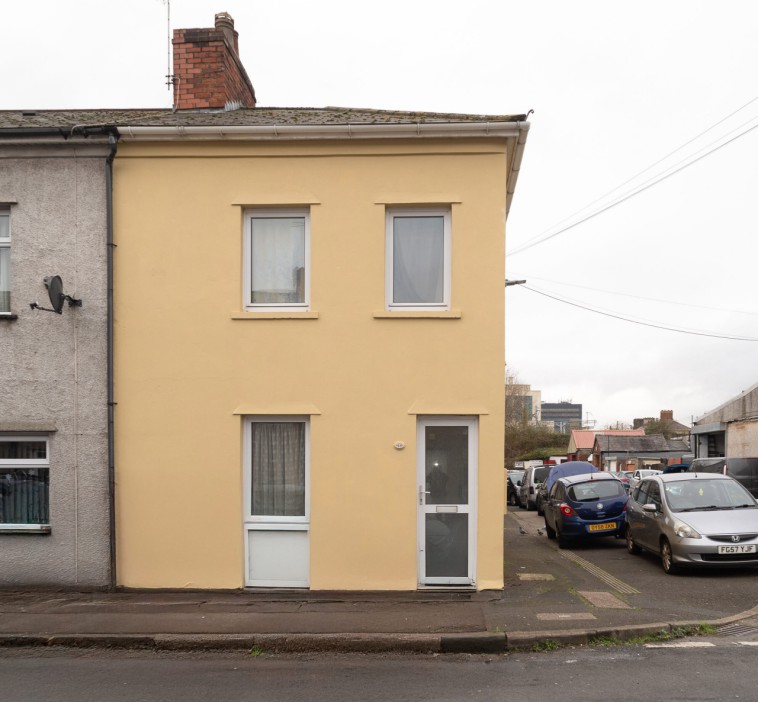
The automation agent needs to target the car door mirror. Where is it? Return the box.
[642,503,658,513]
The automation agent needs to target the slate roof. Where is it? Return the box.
[594,434,690,453]
[0,107,528,131]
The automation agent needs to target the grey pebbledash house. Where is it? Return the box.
[0,121,115,586]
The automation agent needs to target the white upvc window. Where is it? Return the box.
[243,209,310,311]
[244,417,310,524]
[386,207,451,311]
[0,208,10,314]
[0,435,50,531]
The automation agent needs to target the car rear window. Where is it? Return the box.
[533,466,551,483]
[568,480,625,502]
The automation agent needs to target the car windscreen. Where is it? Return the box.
[567,480,625,502]
[533,466,551,483]
[664,479,757,512]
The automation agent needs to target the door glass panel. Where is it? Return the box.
[425,426,468,505]
[425,513,468,577]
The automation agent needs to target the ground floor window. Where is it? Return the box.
[0,436,49,530]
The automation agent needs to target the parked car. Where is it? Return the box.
[625,473,758,574]
[687,457,758,499]
[537,461,598,516]
[507,469,525,507]
[543,473,628,548]
[519,464,551,511]
[628,468,662,493]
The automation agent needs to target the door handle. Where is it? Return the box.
[419,486,431,504]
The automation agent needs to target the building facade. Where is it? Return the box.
[108,14,530,590]
[0,125,114,586]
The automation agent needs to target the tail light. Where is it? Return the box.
[560,503,575,517]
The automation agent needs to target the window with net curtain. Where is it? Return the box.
[0,209,9,314]
[251,422,306,517]
[0,438,49,527]
[247,210,308,308]
[387,208,450,309]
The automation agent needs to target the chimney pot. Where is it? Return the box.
[215,12,237,52]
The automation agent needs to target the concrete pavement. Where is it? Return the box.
[0,511,755,654]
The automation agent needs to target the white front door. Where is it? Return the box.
[417,416,477,587]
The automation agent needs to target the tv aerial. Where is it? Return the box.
[30,275,82,314]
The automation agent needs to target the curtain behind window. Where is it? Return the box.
[393,216,444,304]
[251,422,305,516]
[0,470,49,524]
[251,217,305,304]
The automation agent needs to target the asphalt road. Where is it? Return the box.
[507,505,758,624]
[1,644,756,702]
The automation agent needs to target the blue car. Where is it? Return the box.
[543,473,628,548]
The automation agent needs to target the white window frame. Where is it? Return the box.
[243,416,310,526]
[0,435,50,532]
[0,207,10,315]
[385,207,451,311]
[243,208,310,312]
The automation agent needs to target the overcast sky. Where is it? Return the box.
[3,0,757,428]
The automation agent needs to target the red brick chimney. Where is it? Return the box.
[172,12,256,110]
[660,410,674,422]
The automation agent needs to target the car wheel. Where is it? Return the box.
[545,520,556,539]
[508,492,517,507]
[661,538,678,575]
[626,526,641,555]
[556,527,569,549]
[537,502,544,516]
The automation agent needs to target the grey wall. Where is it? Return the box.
[0,139,111,586]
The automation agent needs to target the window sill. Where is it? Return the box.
[231,311,319,320]
[373,310,461,319]
[0,525,51,534]
[0,313,18,321]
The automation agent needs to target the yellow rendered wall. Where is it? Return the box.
[114,139,508,589]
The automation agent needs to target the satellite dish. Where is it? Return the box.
[29,275,82,314]
[44,275,66,313]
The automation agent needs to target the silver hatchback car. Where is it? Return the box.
[625,473,758,574]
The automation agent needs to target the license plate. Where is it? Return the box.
[717,544,757,554]
[588,522,616,532]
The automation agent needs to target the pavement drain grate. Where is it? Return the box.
[715,623,758,638]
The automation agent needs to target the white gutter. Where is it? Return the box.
[118,121,527,142]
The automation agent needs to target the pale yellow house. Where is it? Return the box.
[111,14,529,590]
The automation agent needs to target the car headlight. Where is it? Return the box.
[673,521,701,539]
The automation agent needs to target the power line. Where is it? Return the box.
[511,94,758,251]
[507,106,758,257]
[518,285,758,342]
[507,274,758,317]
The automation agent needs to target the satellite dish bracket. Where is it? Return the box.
[29,275,82,314]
